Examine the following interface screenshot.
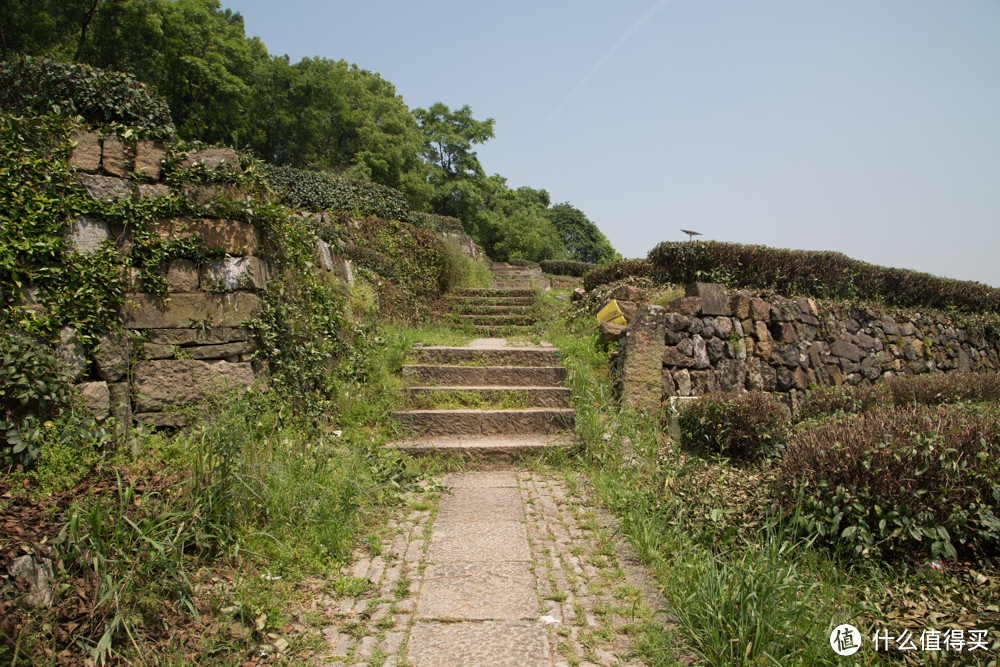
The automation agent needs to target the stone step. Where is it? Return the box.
[402,365,566,386]
[392,408,576,436]
[413,346,560,367]
[402,386,571,408]
[460,314,536,327]
[472,325,535,336]
[386,434,577,457]
[451,304,536,316]
[450,296,536,307]
[458,288,534,298]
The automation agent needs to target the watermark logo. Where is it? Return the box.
[830,624,862,656]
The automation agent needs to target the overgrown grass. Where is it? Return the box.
[537,293,877,665]
[440,238,492,291]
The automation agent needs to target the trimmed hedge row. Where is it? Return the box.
[0,57,175,139]
[797,372,1000,421]
[781,404,1000,561]
[540,259,595,277]
[262,164,414,222]
[648,241,1000,312]
[582,258,652,291]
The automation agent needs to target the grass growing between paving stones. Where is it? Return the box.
[533,288,1000,666]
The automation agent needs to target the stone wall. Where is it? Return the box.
[60,130,353,427]
[614,282,1000,415]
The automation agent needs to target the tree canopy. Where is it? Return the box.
[1,0,618,262]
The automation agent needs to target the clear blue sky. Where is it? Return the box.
[224,0,1000,286]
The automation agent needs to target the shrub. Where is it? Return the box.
[1,330,77,465]
[676,392,790,461]
[540,259,594,277]
[780,404,1000,561]
[583,258,652,291]
[410,212,464,234]
[797,383,889,421]
[797,372,1000,421]
[888,372,1000,406]
[334,214,448,303]
[506,257,536,267]
[0,56,175,139]
[262,164,414,221]
[647,240,1000,312]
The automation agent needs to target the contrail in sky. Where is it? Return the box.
[547,0,672,122]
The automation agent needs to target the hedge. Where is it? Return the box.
[540,259,594,277]
[262,164,414,222]
[780,404,1000,561]
[583,258,652,291]
[797,372,1000,421]
[647,241,1000,313]
[0,57,175,139]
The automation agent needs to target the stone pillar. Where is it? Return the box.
[618,305,667,416]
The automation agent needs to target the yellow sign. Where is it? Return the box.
[596,299,627,326]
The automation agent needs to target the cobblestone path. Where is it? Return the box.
[298,470,668,666]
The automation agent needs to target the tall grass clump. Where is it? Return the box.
[667,528,837,666]
[439,237,491,292]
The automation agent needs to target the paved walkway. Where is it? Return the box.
[299,470,667,666]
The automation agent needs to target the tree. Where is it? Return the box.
[546,203,618,264]
[414,102,494,179]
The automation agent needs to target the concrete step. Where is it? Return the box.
[413,346,560,367]
[402,365,566,386]
[392,408,576,437]
[386,434,577,458]
[460,314,536,327]
[402,386,571,409]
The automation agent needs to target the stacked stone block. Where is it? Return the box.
[64,131,272,426]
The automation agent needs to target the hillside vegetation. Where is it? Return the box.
[0,0,618,265]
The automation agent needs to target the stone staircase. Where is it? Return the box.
[390,340,575,456]
[449,264,541,336]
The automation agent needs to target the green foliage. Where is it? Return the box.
[410,211,464,234]
[648,240,1000,312]
[439,238,492,293]
[0,330,77,464]
[337,214,450,305]
[545,203,617,264]
[262,163,413,221]
[0,56,175,138]
[540,259,595,277]
[250,214,351,412]
[0,114,128,343]
[676,391,790,461]
[666,528,832,665]
[414,102,494,181]
[583,258,652,291]
[780,404,1000,561]
[250,56,427,203]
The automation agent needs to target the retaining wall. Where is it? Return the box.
[615,282,1000,415]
